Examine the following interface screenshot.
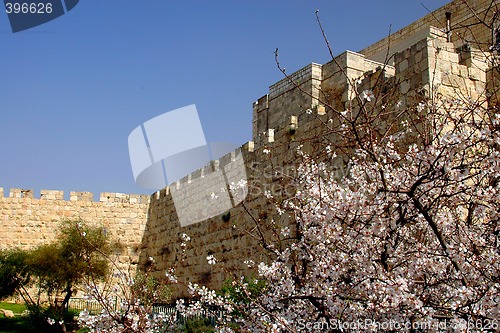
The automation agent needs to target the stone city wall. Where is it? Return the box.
[0,0,494,297]
[0,188,150,266]
[140,22,489,296]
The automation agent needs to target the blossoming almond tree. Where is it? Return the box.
[181,11,500,332]
[181,90,499,332]
[76,246,176,333]
[79,91,500,333]
[82,4,500,332]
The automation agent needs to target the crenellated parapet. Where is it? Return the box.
[251,50,394,147]
[163,142,254,193]
[0,187,150,269]
[251,24,489,150]
[269,63,322,99]
[361,0,497,63]
[0,188,150,204]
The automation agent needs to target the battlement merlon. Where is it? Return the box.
[269,63,323,99]
[0,187,150,204]
[253,23,489,140]
[252,53,394,142]
[156,141,255,198]
[361,0,497,63]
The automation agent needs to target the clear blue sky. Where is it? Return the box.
[0,0,449,199]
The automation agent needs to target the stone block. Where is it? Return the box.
[0,309,14,318]
[398,59,409,72]
[441,73,458,87]
[414,51,423,63]
[468,67,485,81]
[459,66,469,78]
[40,190,63,200]
[448,52,459,63]
[70,191,93,202]
[475,80,486,93]
[400,80,411,94]
[451,63,460,75]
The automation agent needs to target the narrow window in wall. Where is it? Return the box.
[495,28,500,50]
[492,11,500,53]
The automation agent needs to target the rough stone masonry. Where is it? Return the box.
[1,0,498,297]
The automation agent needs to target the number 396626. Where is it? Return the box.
[5,2,53,14]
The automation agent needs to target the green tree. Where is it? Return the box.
[0,219,110,332]
[27,219,109,313]
[0,249,30,300]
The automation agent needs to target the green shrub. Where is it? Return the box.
[219,277,266,305]
[23,304,79,333]
[0,316,33,333]
[175,317,215,333]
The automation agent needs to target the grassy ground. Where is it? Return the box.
[0,302,89,333]
[0,302,30,333]
[0,302,212,332]
[0,302,27,315]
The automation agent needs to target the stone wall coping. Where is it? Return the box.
[0,187,150,204]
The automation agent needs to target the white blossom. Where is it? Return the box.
[361,89,375,101]
[206,255,217,265]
